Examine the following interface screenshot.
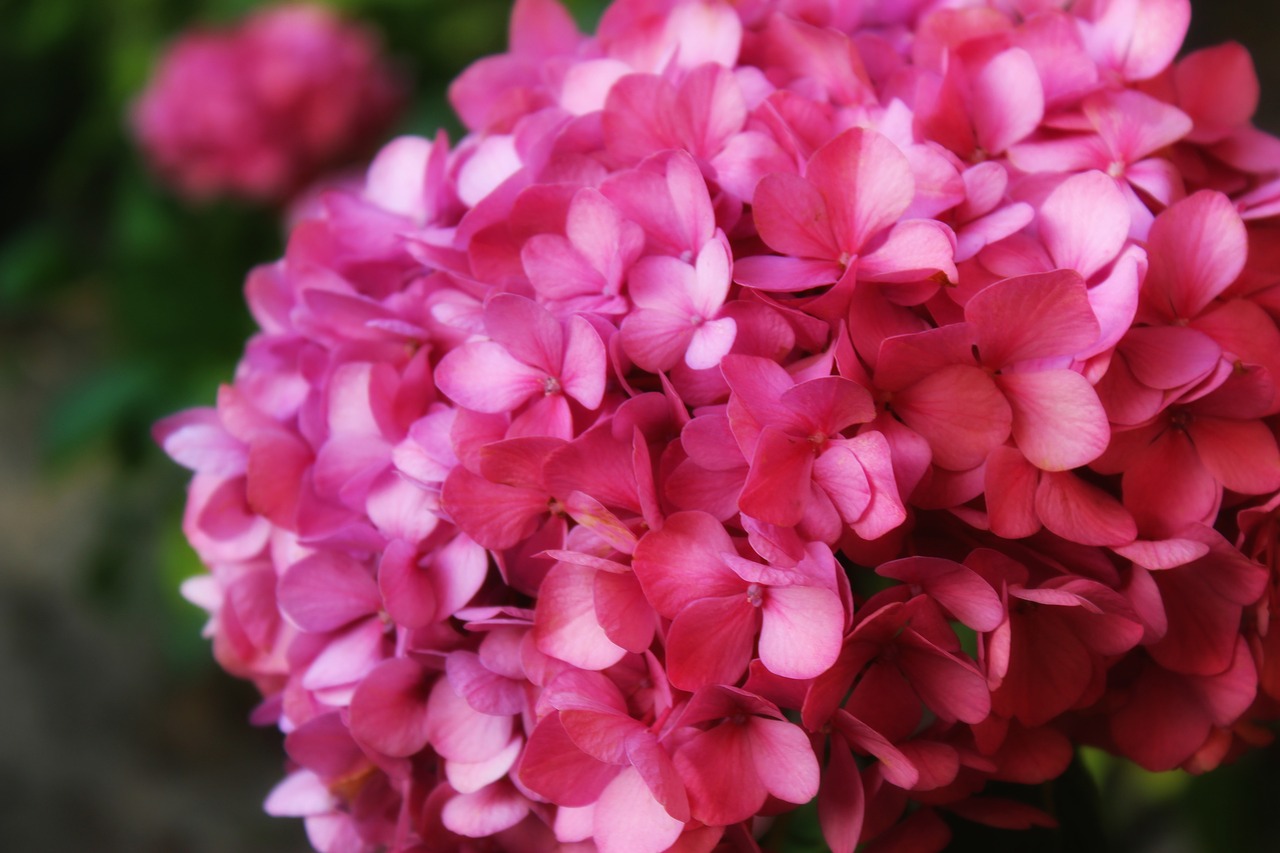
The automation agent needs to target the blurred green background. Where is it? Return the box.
[0,1,1278,851]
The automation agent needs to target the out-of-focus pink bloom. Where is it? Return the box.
[132,4,403,203]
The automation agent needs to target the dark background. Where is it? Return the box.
[1,1,1278,850]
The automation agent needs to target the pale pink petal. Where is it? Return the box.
[751,172,839,259]
[748,717,820,803]
[807,128,913,255]
[857,219,957,284]
[442,781,530,838]
[1038,171,1128,279]
[686,317,738,370]
[561,314,607,408]
[446,735,524,794]
[970,48,1044,155]
[999,369,1109,471]
[594,767,686,853]
[265,770,335,817]
[759,585,843,679]
[427,677,514,763]
[435,341,543,412]
[154,408,245,475]
[621,309,696,372]
[534,562,628,671]
[1146,191,1247,320]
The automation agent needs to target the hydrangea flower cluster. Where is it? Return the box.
[157,0,1280,850]
[132,3,403,203]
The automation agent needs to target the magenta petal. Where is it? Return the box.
[1121,326,1220,389]
[667,595,758,691]
[807,128,913,255]
[348,658,433,758]
[812,443,871,524]
[595,571,655,653]
[748,717,820,804]
[594,766,686,853]
[759,585,844,679]
[278,553,380,633]
[898,641,991,724]
[560,708,642,765]
[1000,369,1109,471]
[446,650,525,716]
[1122,431,1220,537]
[1110,665,1208,771]
[441,467,547,551]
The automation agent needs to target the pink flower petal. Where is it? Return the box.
[748,716,820,803]
[278,553,380,633]
[970,48,1044,155]
[1146,191,1247,320]
[666,595,758,690]
[441,781,530,838]
[808,128,914,255]
[999,369,1109,471]
[348,657,433,758]
[594,766,686,853]
[759,584,844,679]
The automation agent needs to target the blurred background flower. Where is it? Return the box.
[1,1,1278,851]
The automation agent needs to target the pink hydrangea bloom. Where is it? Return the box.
[158,1,1280,851]
[132,4,403,203]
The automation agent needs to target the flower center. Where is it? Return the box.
[746,583,765,607]
[543,375,562,395]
